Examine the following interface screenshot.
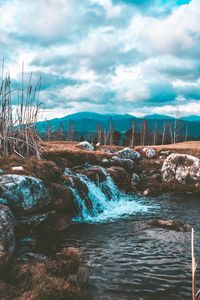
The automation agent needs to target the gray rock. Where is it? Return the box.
[162,153,200,184]
[0,205,15,272]
[160,150,171,156]
[144,148,156,159]
[110,156,135,171]
[0,175,51,215]
[117,147,140,160]
[150,173,160,180]
[143,189,150,196]
[131,173,140,185]
[102,158,109,164]
[17,252,47,263]
[18,211,56,226]
[0,169,5,175]
[75,141,94,151]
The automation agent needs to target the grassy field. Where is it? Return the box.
[41,141,200,157]
[135,141,200,157]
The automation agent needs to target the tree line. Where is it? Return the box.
[43,117,190,146]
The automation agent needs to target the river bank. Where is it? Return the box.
[0,141,200,299]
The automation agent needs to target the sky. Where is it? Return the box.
[0,0,200,119]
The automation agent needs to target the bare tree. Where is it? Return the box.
[109,117,113,146]
[162,120,166,145]
[153,120,158,146]
[130,120,135,147]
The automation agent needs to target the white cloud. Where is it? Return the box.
[0,0,199,119]
[91,0,122,18]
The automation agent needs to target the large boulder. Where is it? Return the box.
[117,148,140,160]
[161,153,200,184]
[0,175,51,215]
[0,205,15,272]
[75,141,94,151]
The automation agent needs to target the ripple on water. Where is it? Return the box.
[62,194,199,300]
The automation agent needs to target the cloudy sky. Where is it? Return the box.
[0,0,200,119]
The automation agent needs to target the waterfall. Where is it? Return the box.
[64,167,156,223]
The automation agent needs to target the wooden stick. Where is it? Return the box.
[192,228,196,300]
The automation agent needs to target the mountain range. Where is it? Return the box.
[36,112,200,139]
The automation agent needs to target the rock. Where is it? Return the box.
[0,175,51,215]
[17,252,47,263]
[110,156,135,171]
[18,211,56,226]
[150,173,160,180]
[11,166,24,171]
[101,148,115,154]
[161,153,200,184]
[106,166,131,190]
[0,169,5,175]
[75,141,94,151]
[79,165,107,184]
[50,183,77,215]
[0,205,15,272]
[117,147,140,160]
[149,219,191,232]
[102,158,109,165]
[132,219,191,233]
[160,150,171,157]
[131,173,140,185]
[51,213,72,231]
[143,189,150,196]
[144,148,156,159]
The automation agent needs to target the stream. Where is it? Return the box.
[60,169,200,299]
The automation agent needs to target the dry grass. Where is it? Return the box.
[0,247,90,300]
[0,63,43,159]
[135,141,200,158]
[40,141,112,166]
[0,155,63,183]
[41,141,200,157]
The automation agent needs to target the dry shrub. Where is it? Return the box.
[1,247,90,300]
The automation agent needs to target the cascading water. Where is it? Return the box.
[64,167,157,223]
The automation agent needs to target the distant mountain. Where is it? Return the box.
[181,115,200,122]
[59,112,134,121]
[144,114,174,120]
[36,111,200,139]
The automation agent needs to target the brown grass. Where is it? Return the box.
[1,247,90,300]
[41,141,200,158]
[0,156,63,183]
[135,141,200,158]
[40,141,112,166]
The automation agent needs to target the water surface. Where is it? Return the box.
[62,194,200,300]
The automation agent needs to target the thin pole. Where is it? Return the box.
[191,228,196,300]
